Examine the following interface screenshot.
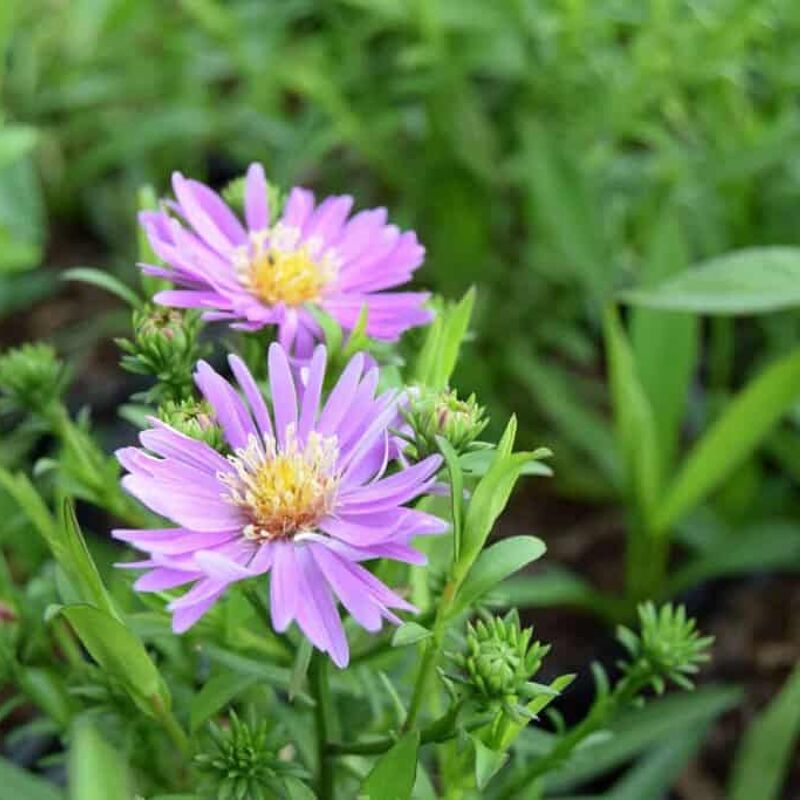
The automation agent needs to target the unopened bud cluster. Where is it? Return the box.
[194,713,298,800]
[617,603,713,693]
[452,611,549,705]
[403,386,487,460]
[117,305,205,402]
[0,343,70,417]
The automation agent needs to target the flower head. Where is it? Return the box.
[139,164,432,356]
[114,343,445,667]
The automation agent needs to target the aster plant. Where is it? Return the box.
[0,167,722,800]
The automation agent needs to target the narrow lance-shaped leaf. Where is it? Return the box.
[654,346,800,533]
[604,307,660,525]
[55,604,171,719]
[630,212,698,473]
[729,663,800,800]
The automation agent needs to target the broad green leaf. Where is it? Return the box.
[471,735,508,790]
[606,724,708,800]
[621,247,800,314]
[289,639,314,701]
[604,307,660,524]
[360,731,420,800]
[391,622,432,647]
[62,267,142,308]
[630,213,698,472]
[189,670,260,733]
[451,535,546,617]
[654,347,800,533]
[543,685,741,792]
[730,663,800,800]
[57,604,170,718]
[0,756,63,800]
[69,719,132,800]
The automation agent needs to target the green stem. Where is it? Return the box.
[311,653,336,800]
[498,670,649,799]
[152,696,190,758]
[327,712,493,756]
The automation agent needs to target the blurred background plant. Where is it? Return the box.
[1,0,799,797]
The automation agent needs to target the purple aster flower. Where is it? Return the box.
[113,343,445,667]
[139,164,433,356]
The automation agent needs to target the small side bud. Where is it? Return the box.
[617,602,713,692]
[158,398,224,450]
[0,343,70,418]
[117,305,205,402]
[403,386,488,461]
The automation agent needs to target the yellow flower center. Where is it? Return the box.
[236,225,338,307]
[220,429,339,541]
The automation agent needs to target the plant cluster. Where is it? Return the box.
[0,165,734,800]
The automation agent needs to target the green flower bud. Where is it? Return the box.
[403,386,487,460]
[117,305,205,402]
[0,343,70,417]
[617,603,713,692]
[158,398,224,450]
[452,611,550,705]
[194,712,302,800]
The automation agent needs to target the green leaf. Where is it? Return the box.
[415,287,475,390]
[17,667,77,728]
[606,724,708,800]
[360,731,419,800]
[604,307,660,523]
[471,735,508,790]
[451,535,546,617]
[289,639,314,702]
[654,347,800,533]
[630,213,698,472]
[542,685,741,792]
[436,435,463,561]
[498,568,622,621]
[391,622,432,647]
[0,756,63,800]
[189,670,260,733]
[284,778,318,799]
[730,663,800,800]
[69,719,132,800]
[57,604,170,718]
[62,267,142,308]
[520,118,610,301]
[0,126,38,170]
[621,247,800,314]
[668,521,800,594]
